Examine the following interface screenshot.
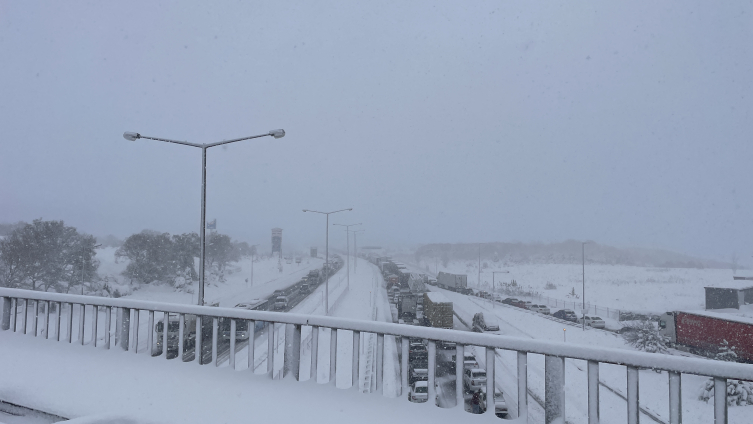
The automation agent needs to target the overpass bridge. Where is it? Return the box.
[1,287,751,424]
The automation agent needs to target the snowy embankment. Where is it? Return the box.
[410,259,732,315]
[430,286,749,424]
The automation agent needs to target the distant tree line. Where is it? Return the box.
[0,219,255,294]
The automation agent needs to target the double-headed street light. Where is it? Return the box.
[123,129,285,306]
[302,208,352,315]
[582,241,588,331]
[333,223,361,290]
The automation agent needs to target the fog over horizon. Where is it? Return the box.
[2,2,751,264]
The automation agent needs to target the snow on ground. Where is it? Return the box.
[430,285,750,424]
[0,257,414,423]
[410,259,736,316]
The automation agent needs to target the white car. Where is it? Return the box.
[580,315,606,328]
[530,304,551,314]
[486,389,509,418]
[408,381,428,403]
[463,368,487,392]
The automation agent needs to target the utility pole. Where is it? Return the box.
[582,241,587,331]
[478,244,482,289]
[303,209,352,315]
[248,244,259,287]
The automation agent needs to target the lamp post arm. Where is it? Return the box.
[204,132,272,148]
[137,135,204,148]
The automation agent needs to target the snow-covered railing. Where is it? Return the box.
[2,288,752,424]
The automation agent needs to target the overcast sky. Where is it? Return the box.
[1,1,751,262]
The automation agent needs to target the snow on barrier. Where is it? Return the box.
[2,287,752,424]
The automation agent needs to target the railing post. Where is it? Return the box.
[627,366,639,424]
[668,371,681,424]
[66,303,73,343]
[544,355,565,424]
[376,333,384,395]
[268,322,275,377]
[714,377,727,424]
[178,314,185,362]
[147,310,155,355]
[428,340,436,404]
[132,309,140,353]
[330,328,338,384]
[119,307,130,351]
[456,344,465,408]
[518,351,528,421]
[1,297,10,330]
[401,336,409,397]
[105,306,112,349]
[352,331,360,388]
[194,315,202,364]
[284,323,301,380]
[311,326,319,382]
[22,299,28,335]
[12,298,18,332]
[30,300,38,336]
[212,317,219,366]
[79,304,86,345]
[486,347,495,415]
[248,320,255,372]
[92,306,99,347]
[162,312,169,359]
[229,319,236,369]
[56,302,62,342]
[43,301,50,339]
[588,360,599,424]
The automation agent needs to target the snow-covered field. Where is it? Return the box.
[411,258,735,315]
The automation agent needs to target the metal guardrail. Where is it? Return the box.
[1,287,751,424]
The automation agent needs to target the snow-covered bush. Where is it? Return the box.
[715,339,738,362]
[698,378,753,406]
[545,282,557,290]
[621,320,668,353]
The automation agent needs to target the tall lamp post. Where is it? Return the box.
[302,208,352,315]
[333,223,362,290]
[123,129,285,305]
[352,230,365,274]
[582,241,588,330]
[491,271,506,309]
[248,244,259,287]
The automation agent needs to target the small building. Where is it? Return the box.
[310,247,317,258]
[705,286,753,310]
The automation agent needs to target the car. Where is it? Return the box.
[530,304,551,314]
[492,294,504,303]
[510,300,527,308]
[553,309,578,322]
[487,389,509,418]
[580,315,606,329]
[409,362,428,384]
[449,352,479,373]
[472,312,501,333]
[523,301,533,309]
[408,381,429,403]
[463,368,487,392]
[501,297,519,305]
[618,325,639,334]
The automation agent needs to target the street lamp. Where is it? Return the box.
[248,244,259,287]
[123,129,285,305]
[302,208,352,315]
[582,241,588,331]
[351,230,365,274]
[333,223,362,290]
[491,271,506,309]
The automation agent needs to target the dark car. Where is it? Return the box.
[502,298,520,305]
[553,309,578,322]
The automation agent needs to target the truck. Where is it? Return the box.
[437,272,467,292]
[659,311,753,363]
[424,292,453,329]
[398,293,418,321]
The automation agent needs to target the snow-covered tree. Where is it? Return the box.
[621,320,669,353]
[699,378,753,406]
